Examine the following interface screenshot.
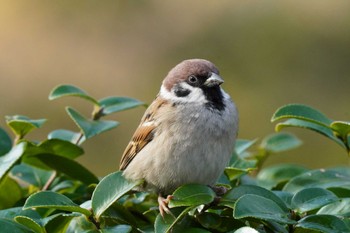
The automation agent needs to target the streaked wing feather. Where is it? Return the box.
[119,96,168,170]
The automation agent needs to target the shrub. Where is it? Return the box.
[0,85,349,233]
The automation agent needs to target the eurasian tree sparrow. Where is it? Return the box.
[120,59,239,216]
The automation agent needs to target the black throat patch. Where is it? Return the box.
[201,86,225,112]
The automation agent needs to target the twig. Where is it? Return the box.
[42,171,57,191]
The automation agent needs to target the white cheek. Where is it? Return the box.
[160,83,207,104]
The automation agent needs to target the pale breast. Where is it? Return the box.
[123,99,238,195]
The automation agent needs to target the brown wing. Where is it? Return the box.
[119,96,168,170]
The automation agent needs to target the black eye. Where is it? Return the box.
[188,75,198,84]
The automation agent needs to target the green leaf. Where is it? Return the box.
[0,142,26,183]
[15,216,44,233]
[154,207,193,233]
[296,214,350,233]
[99,96,145,115]
[24,191,91,216]
[100,202,138,227]
[196,212,221,229]
[283,169,350,193]
[331,121,350,139]
[260,132,302,153]
[291,188,339,213]
[49,84,99,105]
[0,176,23,209]
[0,207,41,220]
[224,167,254,181]
[233,194,295,224]
[43,213,78,233]
[28,153,98,185]
[275,119,345,149]
[11,164,53,188]
[66,107,119,139]
[0,218,33,233]
[48,129,85,144]
[196,212,241,232]
[257,164,309,189]
[273,191,294,209]
[101,225,132,233]
[0,127,12,156]
[271,104,333,127]
[39,139,84,159]
[220,185,289,212]
[234,139,257,156]
[6,115,46,138]
[154,210,176,233]
[317,198,350,217]
[169,184,216,208]
[91,171,143,219]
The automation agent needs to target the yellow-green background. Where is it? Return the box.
[1,1,349,177]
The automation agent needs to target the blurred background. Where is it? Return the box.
[1,1,349,177]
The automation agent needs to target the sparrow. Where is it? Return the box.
[119,59,238,217]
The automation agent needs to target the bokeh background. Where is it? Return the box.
[1,1,349,177]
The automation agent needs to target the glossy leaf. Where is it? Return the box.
[0,177,23,209]
[317,198,350,217]
[260,132,302,153]
[48,129,85,144]
[233,194,294,224]
[0,127,12,156]
[283,169,350,193]
[6,115,46,138]
[101,225,132,233]
[291,188,339,213]
[273,191,294,209]
[196,212,242,232]
[220,185,288,212]
[275,119,345,148]
[0,207,41,220]
[224,167,254,181]
[39,139,84,159]
[28,153,98,185]
[154,210,176,233]
[0,219,33,233]
[49,84,99,105]
[91,171,143,219]
[15,216,44,233]
[296,214,350,233]
[331,121,350,139]
[169,184,216,208]
[11,164,53,188]
[44,213,79,233]
[99,96,145,115]
[234,139,257,155]
[66,107,119,139]
[100,202,138,227]
[271,104,332,127]
[24,191,91,216]
[154,207,193,233]
[0,142,26,183]
[257,164,309,189]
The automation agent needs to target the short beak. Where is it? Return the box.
[204,73,224,87]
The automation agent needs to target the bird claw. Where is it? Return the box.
[158,195,174,218]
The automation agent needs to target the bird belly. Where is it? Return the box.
[122,105,236,195]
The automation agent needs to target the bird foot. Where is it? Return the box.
[158,194,174,218]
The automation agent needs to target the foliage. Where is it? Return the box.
[0,85,349,233]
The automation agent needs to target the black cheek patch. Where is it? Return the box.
[174,86,191,97]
